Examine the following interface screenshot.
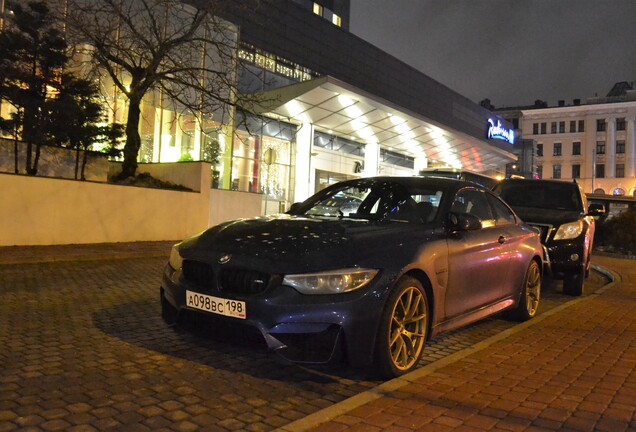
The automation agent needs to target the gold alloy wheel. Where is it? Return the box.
[388,286,428,371]
[525,261,541,317]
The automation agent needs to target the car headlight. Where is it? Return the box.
[553,220,584,240]
[169,245,183,270]
[283,268,379,295]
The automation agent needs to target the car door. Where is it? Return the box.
[444,187,513,318]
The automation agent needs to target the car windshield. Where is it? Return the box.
[498,183,582,212]
[303,180,443,223]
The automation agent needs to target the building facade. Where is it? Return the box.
[1,0,517,215]
[519,86,636,198]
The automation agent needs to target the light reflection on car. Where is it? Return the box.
[160,176,543,378]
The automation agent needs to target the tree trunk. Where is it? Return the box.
[25,141,34,175]
[117,96,143,180]
[32,144,41,176]
[13,136,19,174]
[81,146,88,180]
[75,146,80,180]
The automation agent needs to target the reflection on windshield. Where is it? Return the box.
[303,181,443,223]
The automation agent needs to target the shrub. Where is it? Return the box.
[596,210,636,254]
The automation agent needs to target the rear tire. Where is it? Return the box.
[374,277,429,378]
[563,268,585,296]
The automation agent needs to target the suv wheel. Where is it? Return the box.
[563,269,584,296]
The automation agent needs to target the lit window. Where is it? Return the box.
[332,13,342,27]
[313,3,323,16]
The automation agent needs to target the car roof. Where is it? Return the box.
[497,178,583,192]
[340,176,488,191]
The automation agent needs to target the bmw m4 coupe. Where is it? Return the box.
[161,176,543,377]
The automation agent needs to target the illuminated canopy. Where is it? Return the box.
[247,76,516,172]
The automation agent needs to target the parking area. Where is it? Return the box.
[0,245,609,431]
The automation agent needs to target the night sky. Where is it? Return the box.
[349,0,636,109]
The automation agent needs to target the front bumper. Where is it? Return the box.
[160,264,392,367]
[543,240,586,278]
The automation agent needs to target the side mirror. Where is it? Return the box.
[287,202,303,214]
[587,203,605,217]
[448,212,482,232]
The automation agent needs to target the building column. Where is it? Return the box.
[626,117,636,179]
[414,155,428,175]
[363,141,380,177]
[606,117,616,178]
[293,122,313,203]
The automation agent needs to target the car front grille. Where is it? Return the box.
[220,268,270,295]
[182,260,215,289]
[528,223,552,243]
[182,260,271,295]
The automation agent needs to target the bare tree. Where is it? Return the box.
[60,0,263,180]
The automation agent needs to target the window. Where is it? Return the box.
[540,123,547,134]
[569,120,576,132]
[559,121,565,133]
[572,141,581,155]
[551,122,557,133]
[537,166,543,179]
[617,118,626,131]
[533,123,539,135]
[578,120,585,132]
[596,141,605,154]
[572,164,581,179]
[313,3,323,16]
[596,164,605,178]
[452,188,495,227]
[487,194,516,225]
[597,119,606,132]
[616,140,625,154]
[332,13,342,26]
[553,164,561,179]
[616,164,625,178]
[536,143,543,157]
[553,143,562,156]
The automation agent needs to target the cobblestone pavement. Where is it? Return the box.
[0,243,611,431]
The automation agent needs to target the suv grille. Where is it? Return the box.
[528,223,552,243]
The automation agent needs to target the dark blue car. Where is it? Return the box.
[161,176,543,377]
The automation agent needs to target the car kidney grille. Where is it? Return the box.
[182,260,215,288]
[220,269,270,295]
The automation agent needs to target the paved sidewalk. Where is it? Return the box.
[0,241,175,265]
[280,255,636,432]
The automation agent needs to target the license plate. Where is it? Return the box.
[185,290,246,319]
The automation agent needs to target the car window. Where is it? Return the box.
[487,193,517,225]
[452,188,495,228]
[303,181,442,223]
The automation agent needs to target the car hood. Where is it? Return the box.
[511,207,583,226]
[179,214,431,272]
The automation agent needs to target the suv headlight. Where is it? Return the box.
[169,245,183,270]
[283,268,379,295]
[553,220,584,240]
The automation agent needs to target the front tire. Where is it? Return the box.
[374,277,429,378]
[508,260,541,321]
[563,268,585,296]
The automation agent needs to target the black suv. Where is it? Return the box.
[494,179,604,296]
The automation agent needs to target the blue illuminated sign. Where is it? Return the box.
[487,119,515,144]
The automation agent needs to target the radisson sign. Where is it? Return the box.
[487,119,515,144]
